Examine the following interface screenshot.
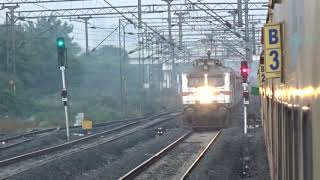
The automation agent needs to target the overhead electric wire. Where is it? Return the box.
[101,0,190,55]
[91,26,118,52]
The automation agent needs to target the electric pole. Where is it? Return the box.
[118,19,124,118]
[162,0,174,88]
[3,5,18,94]
[5,13,9,72]
[229,10,237,30]
[138,0,142,114]
[81,17,91,55]
[175,12,188,50]
[142,30,145,112]
[245,0,251,62]
[122,22,128,119]
[251,21,259,55]
[238,0,243,27]
[138,0,142,29]
[138,31,142,114]
[9,6,17,76]
[163,0,173,48]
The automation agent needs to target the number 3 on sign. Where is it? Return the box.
[266,49,282,73]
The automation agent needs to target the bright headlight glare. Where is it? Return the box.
[194,86,215,104]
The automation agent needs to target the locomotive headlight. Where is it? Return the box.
[195,86,214,104]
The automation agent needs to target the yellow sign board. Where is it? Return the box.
[263,23,282,79]
[265,49,282,76]
[82,120,92,130]
[259,64,266,84]
[263,24,282,49]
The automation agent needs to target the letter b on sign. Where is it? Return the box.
[269,29,279,44]
[264,24,281,49]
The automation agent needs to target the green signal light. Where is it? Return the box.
[57,37,65,48]
[58,40,64,46]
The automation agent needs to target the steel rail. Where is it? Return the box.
[0,138,33,150]
[0,110,175,144]
[180,130,221,180]
[119,130,221,180]
[119,131,193,180]
[0,111,180,168]
[0,113,181,179]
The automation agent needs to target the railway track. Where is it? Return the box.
[0,111,181,179]
[0,110,175,151]
[0,131,57,151]
[119,130,221,180]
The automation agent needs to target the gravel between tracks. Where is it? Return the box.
[135,131,218,180]
[186,97,270,180]
[6,117,188,180]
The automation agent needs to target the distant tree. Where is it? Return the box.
[15,17,82,95]
[0,17,83,119]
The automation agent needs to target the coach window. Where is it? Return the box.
[286,107,293,180]
[292,108,299,180]
[266,97,270,140]
[302,110,313,180]
[281,105,287,180]
[277,102,282,180]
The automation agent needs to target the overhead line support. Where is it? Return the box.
[79,17,91,55]
[245,0,251,61]
[237,0,243,27]
[3,5,18,94]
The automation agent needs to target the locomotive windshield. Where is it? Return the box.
[187,77,204,87]
[187,75,224,87]
[208,76,224,86]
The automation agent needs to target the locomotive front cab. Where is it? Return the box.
[181,67,232,129]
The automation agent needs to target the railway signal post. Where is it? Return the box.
[241,61,249,134]
[57,37,70,140]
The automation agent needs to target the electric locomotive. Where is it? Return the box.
[180,53,242,128]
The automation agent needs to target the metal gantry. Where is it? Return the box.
[1,0,87,5]
[3,1,267,62]
[12,2,267,18]
[0,0,268,115]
